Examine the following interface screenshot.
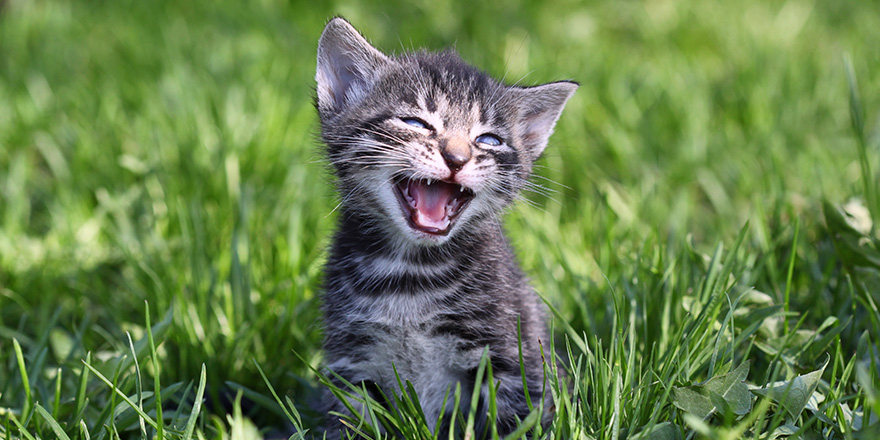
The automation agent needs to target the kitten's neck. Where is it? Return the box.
[325,207,518,300]
[331,207,500,262]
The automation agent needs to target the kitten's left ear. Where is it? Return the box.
[316,18,391,116]
[512,81,578,160]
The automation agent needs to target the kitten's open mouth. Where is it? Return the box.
[394,178,474,236]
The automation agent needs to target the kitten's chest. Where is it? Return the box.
[324,245,489,414]
[349,319,479,404]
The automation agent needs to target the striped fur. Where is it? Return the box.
[315,18,576,438]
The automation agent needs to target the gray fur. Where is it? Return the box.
[315,17,576,438]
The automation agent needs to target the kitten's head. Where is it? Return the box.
[316,18,577,246]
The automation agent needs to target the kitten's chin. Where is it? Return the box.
[393,177,474,242]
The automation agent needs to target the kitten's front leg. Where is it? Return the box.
[467,368,551,437]
[319,365,386,439]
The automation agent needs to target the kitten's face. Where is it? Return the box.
[316,18,576,246]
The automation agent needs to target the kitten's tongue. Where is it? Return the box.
[406,179,464,232]
[399,179,473,235]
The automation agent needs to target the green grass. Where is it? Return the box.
[1,0,879,438]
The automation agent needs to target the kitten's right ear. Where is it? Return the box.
[512,81,578,160]
[316,18,391,116]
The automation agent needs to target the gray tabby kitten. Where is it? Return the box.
[315,17,576,437]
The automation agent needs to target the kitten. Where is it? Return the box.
[315,17,576,438]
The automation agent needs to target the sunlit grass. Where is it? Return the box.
[1,0,879,438]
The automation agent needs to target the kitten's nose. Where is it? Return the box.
[442,137,472,172]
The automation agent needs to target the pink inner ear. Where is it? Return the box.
[316,19,391,113]
[517,110,559,158]
[514,82,578,156]
[522,114,552,144]
[317,48,366,111]
[329,60,360,110]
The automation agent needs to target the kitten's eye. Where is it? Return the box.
[401,117,431,130]
[476,134,503,146]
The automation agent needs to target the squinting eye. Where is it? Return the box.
[476,134,503,146]
[401,117,430,130]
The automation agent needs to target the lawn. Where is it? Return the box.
[1,0,879,438]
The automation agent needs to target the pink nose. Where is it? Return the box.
[442,138,472,171]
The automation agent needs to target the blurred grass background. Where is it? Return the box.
[1,0,879,437]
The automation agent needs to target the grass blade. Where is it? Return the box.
[35,404,71,440]
[145,302,165,440]
[13,339,33,419]
[183,364,207,440]
[253,359,302,426]
[82,359,160,431]
[465,347,490,438]
[502,409,541,440]
[75,351,92,422]
[843,53,876,223]
[7,414,37,440]
[783,218,800,335]
[127,332,146,438]
[51,367,62,420]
